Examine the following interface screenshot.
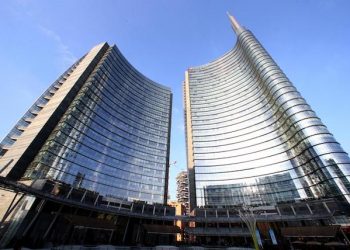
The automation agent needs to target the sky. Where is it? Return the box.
[0,0,350,201]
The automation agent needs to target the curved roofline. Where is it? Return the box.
[187,12,246,71]
[187,34,241,71]
[110,44,171,92]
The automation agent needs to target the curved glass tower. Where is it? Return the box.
[0,42,172,204]
[184,14,350,209]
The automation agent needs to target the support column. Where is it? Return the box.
[136,219,142,243]
[43,204,63,239]
[276,206,281,216]
[323,202,331,214]
[22,199,46,237]
[94,194,99,206]
[109,229,114,244]
[0,192,24,229]
[306,204,313,215]
[290,205,296,216]
[80,190,87,202]
[123,217,130,244]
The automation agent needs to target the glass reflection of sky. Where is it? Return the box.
[187,30,350,207]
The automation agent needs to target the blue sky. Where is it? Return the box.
[0,0,349,200]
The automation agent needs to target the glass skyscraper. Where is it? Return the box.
[184,14,350,210]
[0,42,172,205]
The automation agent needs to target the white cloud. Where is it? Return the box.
[9,1,77,69]
[39,25,77,68]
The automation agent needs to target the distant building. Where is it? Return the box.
[168,201,186,241]
[176,170,189,214]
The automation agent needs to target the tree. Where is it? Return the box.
[238,206,259,250]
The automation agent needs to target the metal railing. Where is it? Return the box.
[0,176,338,224]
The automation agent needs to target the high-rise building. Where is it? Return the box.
[0,42,172,204]
[176,170,189,214]
[0,42,173,247]
[184,13,350,210]
[1,12,350,249]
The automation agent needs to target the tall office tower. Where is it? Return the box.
[0,42,172,205]
[184,14,350,210]
[176,170,189,214]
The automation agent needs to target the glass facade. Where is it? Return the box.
[185,27,350,208]
[7,44,172,204]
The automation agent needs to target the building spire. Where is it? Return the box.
[227,12,244,35]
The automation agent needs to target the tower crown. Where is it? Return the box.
[227,12,244,35]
